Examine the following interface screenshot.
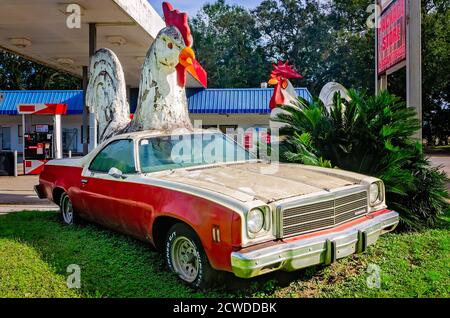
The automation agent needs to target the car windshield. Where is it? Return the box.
[139,133,256,173]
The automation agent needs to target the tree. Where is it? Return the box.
[254,0,336,94]
[421,0,450,145]
[190,0,271,88]
[0,50,81,90]
[194,0,449,144]
[252,0,377,95]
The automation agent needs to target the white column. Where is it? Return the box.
[54,114,63,159]
[14,150,18,177]
[21,114,26,156]
[379,74,388,91]
[88,112,98,152]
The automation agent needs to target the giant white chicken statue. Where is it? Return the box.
[86,2,207,142]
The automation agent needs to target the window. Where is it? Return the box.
[139,133,255,174]
[18,125,23,144]
[32,124,53,133]
[63,128,78,153]
[81,125,90,144]
[89,139,136,174]
[0,127,11,150]
[81,125,100,144]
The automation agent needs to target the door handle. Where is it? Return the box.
[81,179,89,185]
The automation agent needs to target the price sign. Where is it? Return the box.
[377,0,406,75]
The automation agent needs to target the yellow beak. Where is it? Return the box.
[268,78,279,85]
[178,46,208,88]
[179,47,196,68]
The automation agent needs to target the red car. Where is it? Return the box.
[35,130,399,288]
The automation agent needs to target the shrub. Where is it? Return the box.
[274,90,449,231]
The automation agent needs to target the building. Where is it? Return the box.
[0,0,205,155]
[0,0,313,157]
[0,87,312,155]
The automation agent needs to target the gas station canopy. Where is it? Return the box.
[0,0,204,88]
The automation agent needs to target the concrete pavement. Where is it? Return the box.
[0,175,58,214]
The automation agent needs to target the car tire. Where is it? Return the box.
[59,192,78,225]
[165,223,215,289]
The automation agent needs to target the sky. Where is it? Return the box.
[148,0,263,17]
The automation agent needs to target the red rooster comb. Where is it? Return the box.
[163,2,192,47]
[270,61,302,79]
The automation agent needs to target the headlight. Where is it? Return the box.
[369,182,382,205]
[247,208,265,234]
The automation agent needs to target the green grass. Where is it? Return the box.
[426,145,450,155]
[431,145,450,150]
[0,211,448,298]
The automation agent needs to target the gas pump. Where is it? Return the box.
[24,126,54,160]
[17,103,67,175]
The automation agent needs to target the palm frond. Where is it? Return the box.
[278,89,449,231]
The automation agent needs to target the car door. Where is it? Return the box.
[79,139,139,232]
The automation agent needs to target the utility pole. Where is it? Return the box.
[407,0,422,140]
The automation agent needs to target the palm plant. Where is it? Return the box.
[274,90,449,230]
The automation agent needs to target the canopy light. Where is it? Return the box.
[56,58,75,67]
[10,38,31,49]
[107,36,127,46]
[136,56,145,64]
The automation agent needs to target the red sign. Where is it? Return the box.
[377,0,406,75]
[260,132,271,145]
[244,132,253,149]
[17,103,68,115]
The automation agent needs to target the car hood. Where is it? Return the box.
[157,162,369,203]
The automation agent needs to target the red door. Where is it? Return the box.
[79,139,149,237]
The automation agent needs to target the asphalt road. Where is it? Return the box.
[429,155,450,192]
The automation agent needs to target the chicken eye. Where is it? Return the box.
[167,42,173,50]
[282,79,289,89]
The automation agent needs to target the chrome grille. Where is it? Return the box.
[280,191,368,238]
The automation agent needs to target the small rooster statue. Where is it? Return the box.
[86,2,207,142]
[268,61,302,110]
[267,61,302,131]
[268,61,350,113]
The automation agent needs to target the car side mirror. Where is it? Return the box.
[108,167,125,179]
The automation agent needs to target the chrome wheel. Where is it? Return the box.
[165,223,216,288]
[61,195,74,225]
[171,236,200,283]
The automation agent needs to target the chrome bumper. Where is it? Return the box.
[231,210,399,278]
